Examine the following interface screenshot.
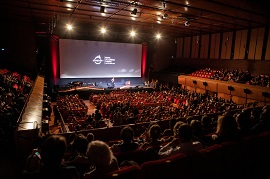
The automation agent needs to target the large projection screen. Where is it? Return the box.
[59,39,142,78]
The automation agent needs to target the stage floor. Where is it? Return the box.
[57,84,154,99]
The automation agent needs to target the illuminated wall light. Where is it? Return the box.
[157,20,161,24]
[131,17,136,20]
[66,3,72,8]
[156,33,161,39]
[67,8,72,11]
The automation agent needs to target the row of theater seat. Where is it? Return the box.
[104,130,270,179]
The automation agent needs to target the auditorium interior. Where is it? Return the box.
[1,0,270,178]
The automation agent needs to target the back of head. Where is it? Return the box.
[169,118,177,129]
[190,119,203,136]
[216,114,238,138]
[120,126,134,143]
[173,121,185,137]
[86,133,94,143]
[236,111,252,130]
[260,107,270,125]
[149,124,161,140]
[86,140,112,167]
[73,134,88,155]
[250,107,261,121]
[201,115,212,128]
[40,135,67,167]
[178,124,193,142]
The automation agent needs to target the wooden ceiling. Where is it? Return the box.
[1,0,270,38]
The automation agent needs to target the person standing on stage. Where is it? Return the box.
[111,77,115,88]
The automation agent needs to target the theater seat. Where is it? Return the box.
[105,165,142,179]
[140,153,188,179]
[198,144,226,179]
[113,148,150,165]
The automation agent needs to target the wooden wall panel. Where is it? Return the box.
[183,37,191,58]
[221,32,233,59]
[239,30,248,59]
[226,32,233,59]
[234,30,248,59]
[200,34,209,58]
[249,28,258,59]
[254,27,265,60]
[191,36,199,58]
[176,37,184,58]
[210,33,220,59]
[265,29,270,60]
[234,31,241,59]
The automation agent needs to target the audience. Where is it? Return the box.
[110,126,139,153]
[86,132,94,143]
[235,110,253,137]
[251,106,270,134]
[83,140,119,179]
[5,69,267,179]
[22,135,80,179]
[158,123,204,157]
[163,120,185,143]
[162,117,177,138]
[205,113,240,145]
[65,134,91,179]
[140,124,165,152]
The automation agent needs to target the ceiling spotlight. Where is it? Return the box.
[184,20,190,26]
[100,6,105,13]
[131,8,137,15]
[162,13,168,19]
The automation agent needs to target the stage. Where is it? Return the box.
[57,83,155,100]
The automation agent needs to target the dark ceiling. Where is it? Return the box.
[1,0,270,39]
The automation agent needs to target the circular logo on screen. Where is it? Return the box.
[93,55,103,64]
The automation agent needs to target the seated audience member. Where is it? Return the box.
[139,121,158,143]
[250,107,261,127]
[201,115,215,135]
[140,124,165,152]
[163,120,185,143]
[86,133,94,143]
[206,113,240,145]
[22,135,80,179]
[190,119,209,147]
[235,111,253,137]
[110,126,139,153]
[251,106,270,134]
[25,136,46,172]
[162,117,177,138]
[65,134,91,178]
[158,123,204,158]
[83,140,119,179]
